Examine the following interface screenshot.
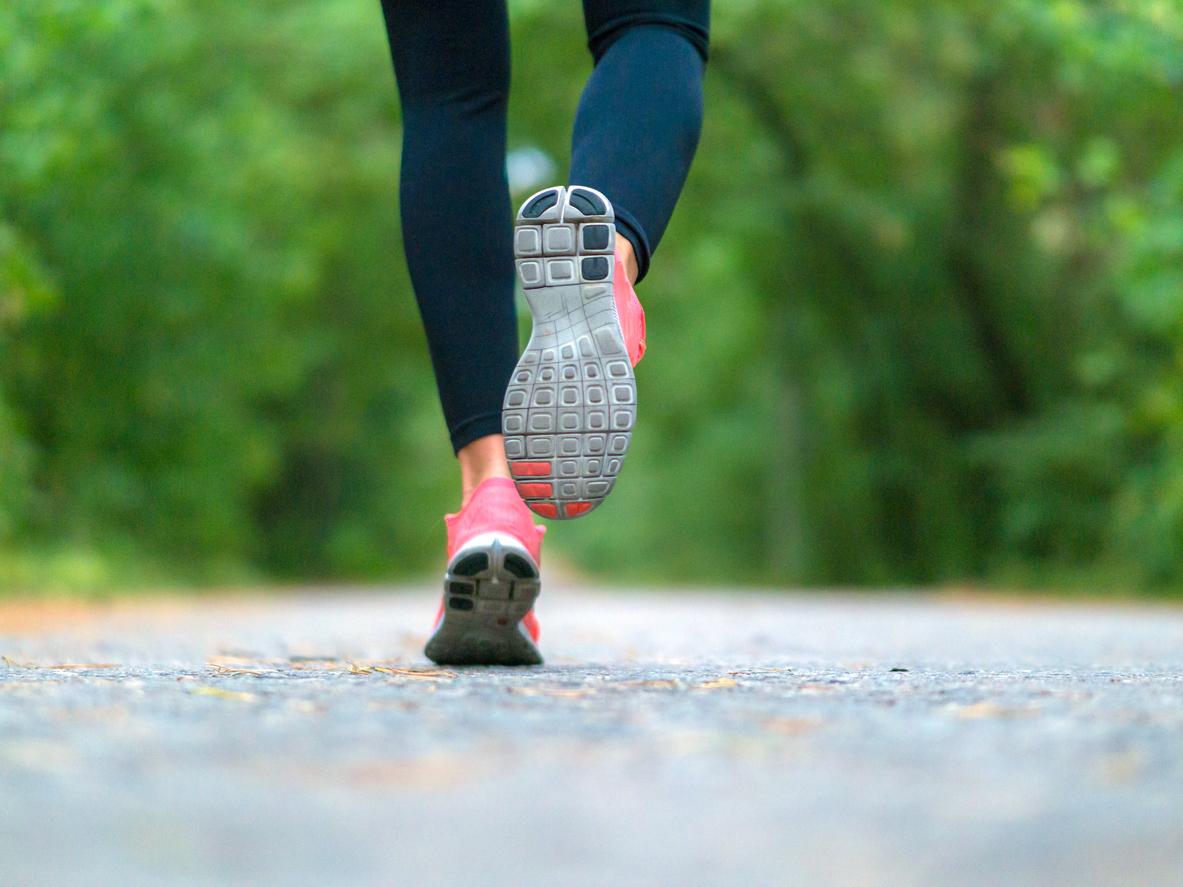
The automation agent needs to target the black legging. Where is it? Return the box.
[379,0,709,452]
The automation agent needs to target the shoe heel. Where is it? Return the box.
[426,534,543,666]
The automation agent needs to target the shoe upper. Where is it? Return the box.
[613,254,646,366]
[437,477,545,642]
[445,477,545,563]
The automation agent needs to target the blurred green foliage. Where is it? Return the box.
[1,0,1182,594]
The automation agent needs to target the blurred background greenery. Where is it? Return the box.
[2,0,1182,596]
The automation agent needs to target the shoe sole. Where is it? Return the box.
[503,185,636,520]
[424,532,543,666]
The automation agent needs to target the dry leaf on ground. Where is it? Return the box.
[191,686,259,702]
[287,659,350,671]
[43,663,118,670]
[2,657,117,670]
[209,664,276,677]
[694,678,739,690]
[612,679,680,690]
[508,686,596,698]
[371,666,457,680]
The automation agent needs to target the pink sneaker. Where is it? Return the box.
[424,477,546,666]
[503,185,646,520]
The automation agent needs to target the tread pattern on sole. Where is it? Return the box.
[425,534,542,667]
[504,185,636,520]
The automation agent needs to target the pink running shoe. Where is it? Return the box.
[424,477,546,666]
[503,185,646,520]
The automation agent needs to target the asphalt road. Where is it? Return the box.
[2,586,1181,886]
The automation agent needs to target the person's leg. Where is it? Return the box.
[499,3,708,519]
[379,0,515,505]
[573,1,709,283]
[381,1,548,666]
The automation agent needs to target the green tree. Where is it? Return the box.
[2,0,1182,594]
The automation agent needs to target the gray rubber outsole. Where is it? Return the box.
[503,185,636,520]
[424,534,542,667]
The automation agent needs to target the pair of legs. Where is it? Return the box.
[379,0,709,503]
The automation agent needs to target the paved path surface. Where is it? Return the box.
[2,587,1182,886]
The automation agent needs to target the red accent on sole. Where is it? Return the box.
[565,502,594,517]
[530,502,559,518]
[511,461,552,478]
[517,482,553,499]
